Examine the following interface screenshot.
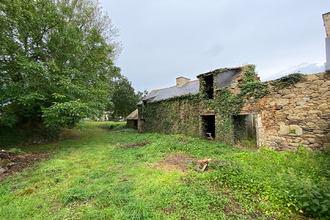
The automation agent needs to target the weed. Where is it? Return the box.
[62,187,90,205]
[240,138,257,148]
[8,147,25,155]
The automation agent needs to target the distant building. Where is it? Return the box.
[126,109,138,129]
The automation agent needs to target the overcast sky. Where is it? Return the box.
[99,0,330,92]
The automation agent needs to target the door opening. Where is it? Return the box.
[202,115,215,140]
[233,114,256,145]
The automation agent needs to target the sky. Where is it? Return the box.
[99,0,330,92]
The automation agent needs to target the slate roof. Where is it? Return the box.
[137,80,200,105]
[215,69,242,89]
[137,67,243,105]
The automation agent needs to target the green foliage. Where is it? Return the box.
[8,147,24,155]
[0,124,59,147]
[270,73,305,91]
[139,95,202,137]
[108,122,127,130]
[109,76,147,120]
[0,0,120,128]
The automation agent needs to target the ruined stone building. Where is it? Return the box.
[136,65,329,152]
[133,13,330,152]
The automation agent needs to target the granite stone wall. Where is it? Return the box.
[242,72,329,151]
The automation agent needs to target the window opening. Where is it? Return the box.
[202,75,214,99]
[142,100,147,109]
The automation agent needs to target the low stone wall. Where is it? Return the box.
[248,72,329,151]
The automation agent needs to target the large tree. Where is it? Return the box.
[0,0,120,127]
[110,76,147,121]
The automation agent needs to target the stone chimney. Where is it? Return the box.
[176,76,190,87]
[323,12,330,72]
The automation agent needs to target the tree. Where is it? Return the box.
[110,76,147,121]
[0,0,120,128]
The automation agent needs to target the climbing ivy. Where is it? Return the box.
[212,65,269,144]
[139,65,269,145]
[270,73,305,91]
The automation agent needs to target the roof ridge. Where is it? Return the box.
[149,79,198,94]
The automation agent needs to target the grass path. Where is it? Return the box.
[0,122,328,219]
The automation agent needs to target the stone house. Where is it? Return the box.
[137,65,329,152]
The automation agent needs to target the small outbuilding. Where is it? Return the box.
[126,109,138,129]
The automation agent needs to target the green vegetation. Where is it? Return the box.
[109,76,148,121]
[1,122,328,219]
[270,73,305,91]
[0,125,59,147]
[1,0,145,146]
[0,0,120,128]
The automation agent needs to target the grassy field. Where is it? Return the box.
[0,122,329,219]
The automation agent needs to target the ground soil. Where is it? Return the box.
[0,151,49,181]
[152,153,195,173]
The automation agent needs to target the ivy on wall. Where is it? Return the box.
[270,73,305,91]
[139,65,270,145]
[212,65,269,144]
[139,94,203,138]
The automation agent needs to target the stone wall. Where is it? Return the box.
[242,72,329,151]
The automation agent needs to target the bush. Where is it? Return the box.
[0,125,59,148]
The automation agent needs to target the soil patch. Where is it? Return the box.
[152,153,195,173]
[0,151,50,181]
[120,142,150,149]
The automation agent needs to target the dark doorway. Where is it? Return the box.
[133,120,138,129]
[202,115,215,139]
[202,75,214,99]
[233,114,256,144]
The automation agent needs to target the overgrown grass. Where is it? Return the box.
[0,122,328,219]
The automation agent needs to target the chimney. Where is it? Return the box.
[176,76,190,87]
[323,12,330,72]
